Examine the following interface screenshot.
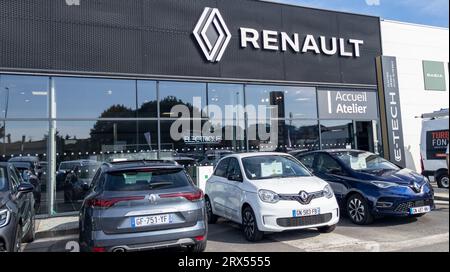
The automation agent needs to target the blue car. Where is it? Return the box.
[295,150,435,225]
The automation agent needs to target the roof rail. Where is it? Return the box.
[419,108,449,119]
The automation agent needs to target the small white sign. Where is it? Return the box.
[261,162,283,178]
[196,166,214,192]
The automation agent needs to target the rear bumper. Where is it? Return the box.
[87,221,207,252]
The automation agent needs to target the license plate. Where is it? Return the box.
[292,208,321,217]
[131,214,172,228]
[410,206,431,215]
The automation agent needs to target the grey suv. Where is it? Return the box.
[0,162,36,252]
[79,160,207,252]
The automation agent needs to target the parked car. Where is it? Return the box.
[79,160,207,252]
[0,162,36,252]
[295,150,435,225]
[205,153,339,242]
[56,160,101,191]
[419,109,449,188]
[198,150,234,166]
[8,156,44,180]
[9,161,42,212]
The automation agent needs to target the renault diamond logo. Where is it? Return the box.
[193,7,232,63]
[149,194,157,204]
[299,191,309,202]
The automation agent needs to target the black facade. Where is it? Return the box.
[1,0,384,216]
[1,0,381,85]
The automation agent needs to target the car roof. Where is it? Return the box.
[103,160,183,173]
[295,149,371,156]
[225,152,295,160]
[8,156,40,162]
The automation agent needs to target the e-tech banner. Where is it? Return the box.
[376,56,406,168]
[426,130,449,160]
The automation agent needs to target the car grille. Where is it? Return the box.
[394,199,434,213]
[276,213,332,227]
[279,191,325,205]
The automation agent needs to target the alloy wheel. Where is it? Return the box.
[243,210,256,239]
[348,198,365,223]
[441,176,449,188]
[206,199,213,219]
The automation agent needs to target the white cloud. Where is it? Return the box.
[365,0,381,6]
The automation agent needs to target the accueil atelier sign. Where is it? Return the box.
[333,92,369,114]
[240,28,364,57]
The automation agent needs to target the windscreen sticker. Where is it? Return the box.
[261,162,283,177]
[350,156,368,170]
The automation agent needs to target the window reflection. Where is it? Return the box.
[246,85,317,119]
[0,75,49,118]
[0,121,48,215]
[54,77,136,118]
[137,80,157,118]
[159,81,207,118]
[320,120,355,149]
[208,84,244,121]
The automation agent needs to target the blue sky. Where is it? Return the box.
[266,0,449,28]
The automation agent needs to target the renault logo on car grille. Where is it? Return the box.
[299,191,310,202]
[193,7,232,63]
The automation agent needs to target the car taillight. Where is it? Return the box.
[159,190,204,202]
[91,247,106,252]
[86,196,145,208]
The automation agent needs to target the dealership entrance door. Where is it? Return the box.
[355,121,380,154]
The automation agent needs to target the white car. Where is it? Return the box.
[205,153,340,241]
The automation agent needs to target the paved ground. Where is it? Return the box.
[24,200,449,252]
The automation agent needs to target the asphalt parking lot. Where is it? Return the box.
[24,199,449,252]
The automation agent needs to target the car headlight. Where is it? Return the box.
[0,209,10,228]
[258,190,280,203]
[370,181,397,189]
[323,185,334,199]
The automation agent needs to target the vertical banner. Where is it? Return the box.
[376,56,406,168]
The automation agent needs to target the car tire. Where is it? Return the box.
[436,172,449,189]
[317,224,337,233]
[346,194,374,225]
[13,225,23,252]
[23,214,36,243]
[242,206,264,242]
[205,197,218,224]
[187,240,207,253]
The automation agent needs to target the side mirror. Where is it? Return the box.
[17,183,34,197]
[228,174,243,182]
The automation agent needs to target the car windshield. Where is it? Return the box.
[242,155,311,180]
[0,167,7,191]
[333,151,400,172]
[104,168,191,191]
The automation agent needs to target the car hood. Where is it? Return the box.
[354,168,426,185]
[252,176,327,194]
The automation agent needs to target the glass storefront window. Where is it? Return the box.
[246,85,317,119]
[54,77,137,119]
[284,120,320,152]
[0,75,49,119]
[137,80,158,118]
[159,81,207,118]
[207,84,245,121]
[0,121,48,215]
[320,120,355,150]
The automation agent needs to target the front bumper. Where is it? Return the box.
[253,197,340,232]
[372,197,435,217]
[87,220,207,252]
[0,219,16,252]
